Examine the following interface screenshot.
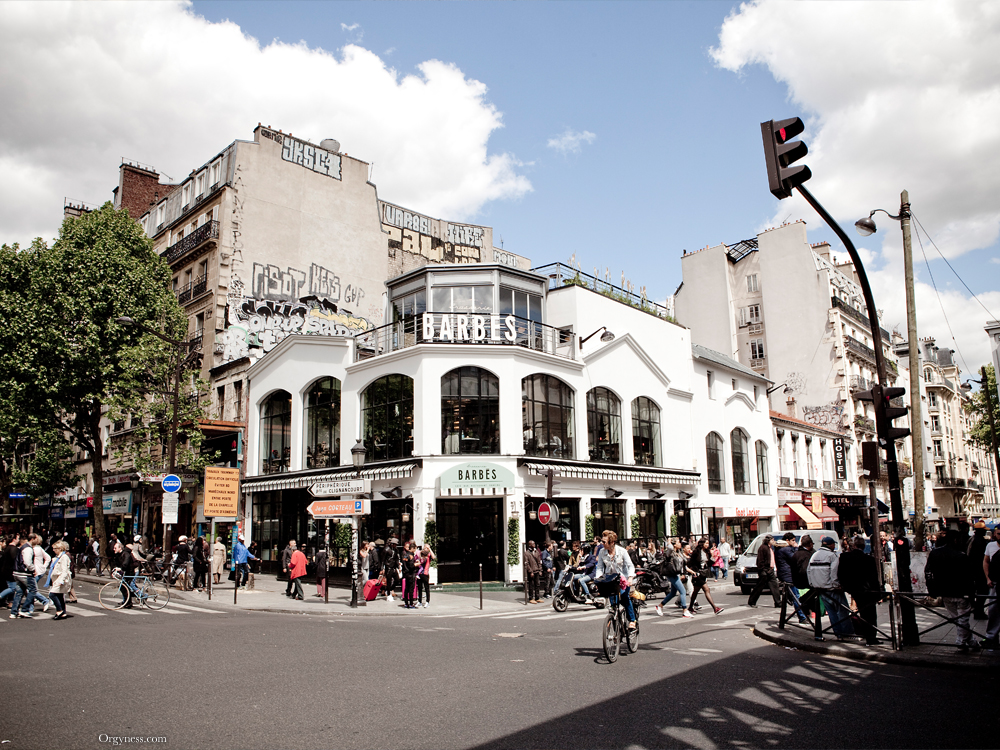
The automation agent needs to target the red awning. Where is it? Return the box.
[815,504,840,521]
[786,503,822,530]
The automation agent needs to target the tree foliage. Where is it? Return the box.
[8,203,210,555]
[965,365,999,452]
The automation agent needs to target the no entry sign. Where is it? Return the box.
[537,502,552,525]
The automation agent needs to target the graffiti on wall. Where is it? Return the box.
[278,134,342,180]
[380,202,485,248]
[222,276,373,364]
[252,262,366,308]
[784,372,807,396]
[801,403,845,429]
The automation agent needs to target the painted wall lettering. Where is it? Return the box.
[252,262,365,309]
[801,403,845,428]
[380,201,485,248]
[492,249,519,268]
[280,136,342,180]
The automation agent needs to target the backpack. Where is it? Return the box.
[14,543,32,574]
[661,553,682,577]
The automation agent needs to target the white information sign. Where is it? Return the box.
[308,479,371,497]
[162,491,180,525]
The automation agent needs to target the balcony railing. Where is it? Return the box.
[854,415,876,434]
[844,335,877,366]
[935,476,966,488]
[175,274,209,305]
[165,220,219,263]
[354,313,577,362]
[850,374,873,392]
[534,263,673,321]
[831,296,891,341]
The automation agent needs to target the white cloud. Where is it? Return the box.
[0,1,530,245]
[713,0,1000,372]
[713,0,1000,260]
[546,128,597,155]
[340,22,363,42]
[341,23,360,32]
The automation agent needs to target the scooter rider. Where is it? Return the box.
[571,544,598,599]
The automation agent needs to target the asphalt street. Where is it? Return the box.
[0,580,992,750]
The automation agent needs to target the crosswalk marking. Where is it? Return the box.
[64,607,105,617]
[70,595,221,616]
[166,601,221,614]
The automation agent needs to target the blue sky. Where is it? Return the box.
[1,1,998,371]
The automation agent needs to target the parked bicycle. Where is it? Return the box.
[98,571,170,611]
[596,574,644,663]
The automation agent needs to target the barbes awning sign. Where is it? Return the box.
[440,462,515,496]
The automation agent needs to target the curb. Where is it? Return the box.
[752,621,997,673]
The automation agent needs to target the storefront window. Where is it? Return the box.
[756,440,770,494]
[499,286,542,322]
[631,397,661,467]
[707,432,726,493]
[522,374,574,458]
[731,428,751,494]
[432,285,493,314]
[591,500,625,539]
[391,289,427,340]
[586,387,621,463]
[305,377,341,469]
[361,374,414,461]
[260,390,291,474]
[441,367,500,454]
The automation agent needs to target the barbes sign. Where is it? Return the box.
[440,462,515,495]
[422,313,519,343]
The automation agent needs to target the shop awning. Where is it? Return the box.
[816,504,840,521]
[786,503,823,530]
[242,462,419,494]
[522,461,698,485]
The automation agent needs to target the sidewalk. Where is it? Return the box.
[75,572,531,617]
[752,601,1000,672]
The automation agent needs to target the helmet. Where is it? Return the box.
[133,535,142,543]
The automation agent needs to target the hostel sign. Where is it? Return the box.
[832,438,847,481]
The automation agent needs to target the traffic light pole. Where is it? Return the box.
[795,184,920,646]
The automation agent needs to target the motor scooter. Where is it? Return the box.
[552,570,605,611]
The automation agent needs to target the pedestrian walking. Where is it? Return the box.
[212,537,226,584]
[281,540,296,597]
[686,538,723,615]
[925,529,978,651]
[1,533,23,611]
[775,532,809,624]
[418,544,434,608]
[401,544,418,609]
[315,546,328,598]
[839,536,882,645]
[192,537,209,590]
[382,538,400,602]
[288,544,307,600]
[541,541,554,598]
[968,522,990,619]
[29,535,52,614]
[747,535,781,608]
[11,534,40,617]
[232,534,258,589]
[978,526,1000,650]
[171,535,191,589]
[654,539,690,617]
[46,540,73,620]
[368,540,381,580]
[807,536,855,640]
[718,538,732,579]
[524,540,543,603]
[553,541,570,591]
[359,542,371,590]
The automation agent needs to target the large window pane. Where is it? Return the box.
[756,440,770,495]
[260,390,291,474]
[731,428,751,494]
[631,396,660,467]
[522,374,574,458]
[442,366,500,455]
[586,387,621,463]
[362,375,414,461]
[707,432,725,494]
[305,377,341,469]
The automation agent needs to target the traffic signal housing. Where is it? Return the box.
[761,117,812,199]
[546,468,560,498]
[878,386,911,444]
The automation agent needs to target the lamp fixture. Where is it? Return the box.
[678,491,694,501]
[638,508,647,518]
[579,326,615,350]
[854,208,901,237]
[351,439,366,470]
[648,489,665,500]
[766,383,791,396]
[401,503,413,523]
[605,487,623,499]
[130,472,141,490]
[381,486,403,499]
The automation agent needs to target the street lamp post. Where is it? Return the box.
[350,439,366,608]
[116,316,195,559]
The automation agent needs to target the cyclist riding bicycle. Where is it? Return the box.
[596,530,637,629]
[112,540,138,608]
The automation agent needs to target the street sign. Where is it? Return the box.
[204,467,240,517]
[306,498,370,518]
[308,478,371,497]
[162,491,179,525]
[537,502,552,525]
[161,474,182,493]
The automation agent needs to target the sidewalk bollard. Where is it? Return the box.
[480,563,483,610]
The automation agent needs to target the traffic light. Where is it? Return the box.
[877,386,911,444]
[760,117,812,199]
[546,468,560,498]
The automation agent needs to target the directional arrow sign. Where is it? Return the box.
[306,498,371,518]
[308,478,371,497]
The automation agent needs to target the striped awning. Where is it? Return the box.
[243,463,418,494]
[522,462,697,485]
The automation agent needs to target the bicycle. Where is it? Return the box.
[98,571,170,611]
[596,574,643,663]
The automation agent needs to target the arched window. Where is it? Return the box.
[924,368,933,383]
[442,367,500,454]
[522,374,574,458]
[361,374,414,461]
[586,387,621,463]
[706,432,725,494]
[260,390,292,474]
[731,428,751,494]
[756,440,770,495]
[305,377,341,469]
[631,397,661,467]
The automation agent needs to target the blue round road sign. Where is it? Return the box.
[161,474,182,493]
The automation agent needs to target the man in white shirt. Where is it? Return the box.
[718,539,732,580]
[981,528,1000,650]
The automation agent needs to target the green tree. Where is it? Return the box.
[966,365,999,451]
[15,203,204,558]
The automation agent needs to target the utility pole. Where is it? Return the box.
[900,190,926,550]
[980,366,1000,494]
